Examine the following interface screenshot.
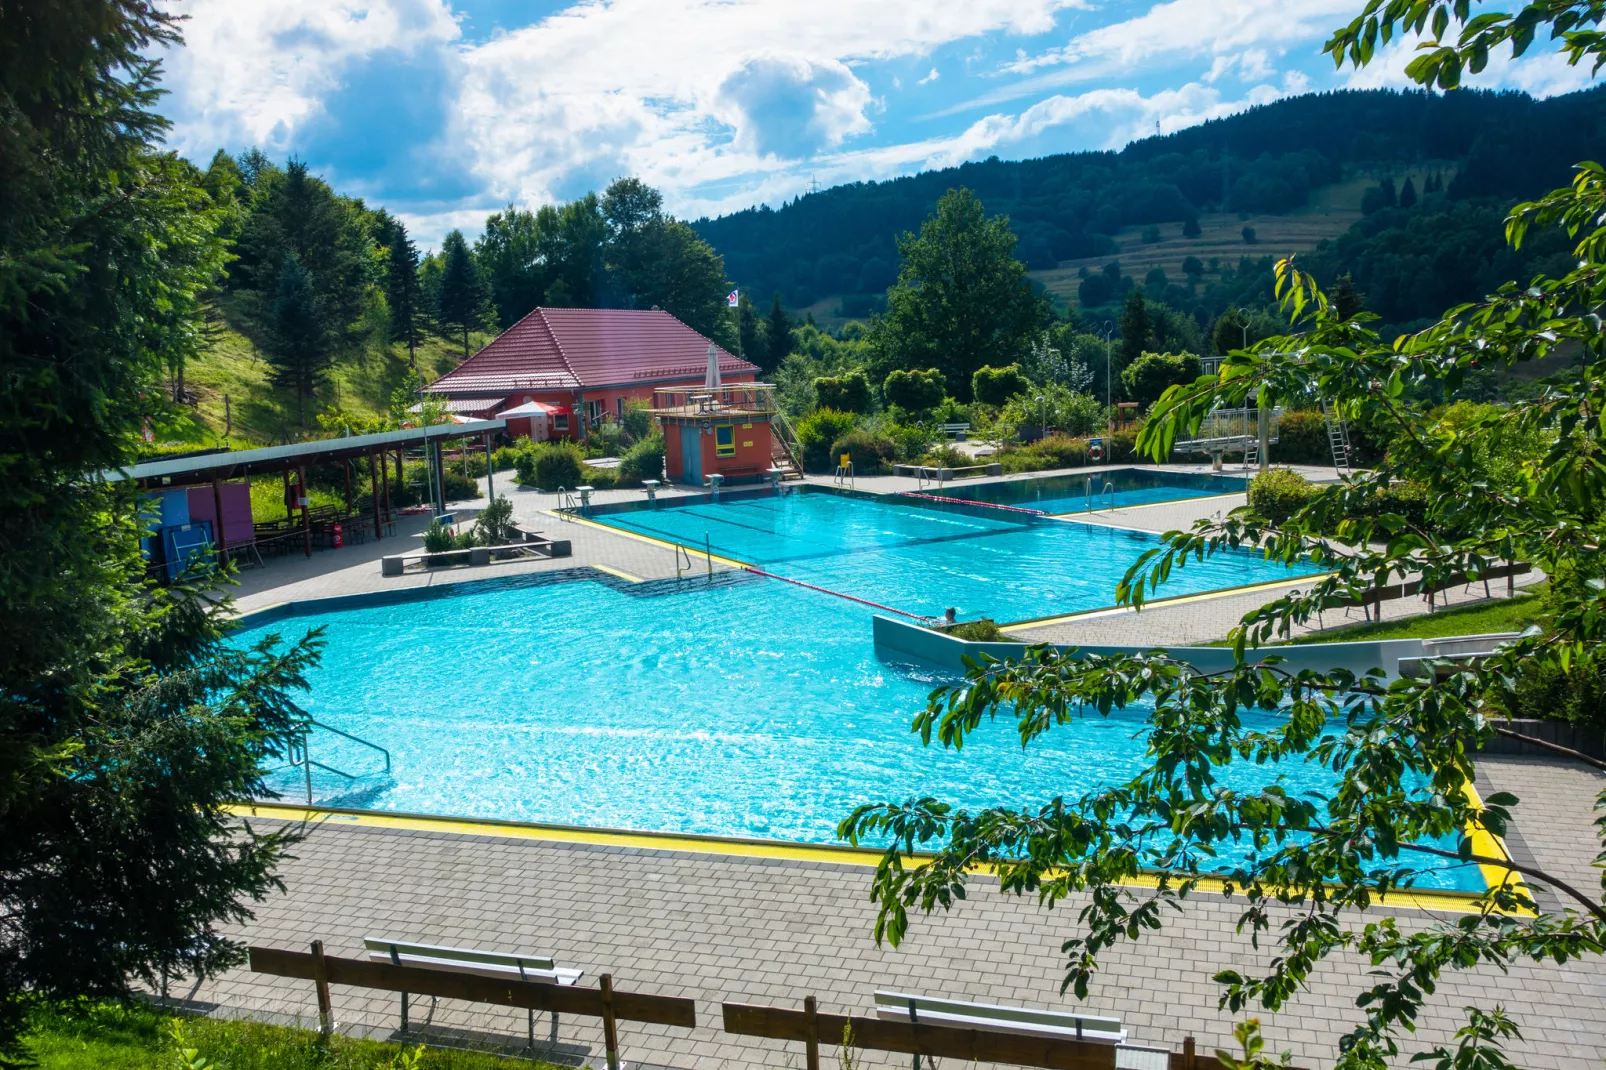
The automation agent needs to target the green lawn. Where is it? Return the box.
[155,300,493,449]
[24,1002,564,1070]
[1273,590,1544,645]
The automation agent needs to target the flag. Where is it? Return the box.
[727,289,739,308]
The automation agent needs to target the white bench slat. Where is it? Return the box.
[874,991,1126,1045]
[364,937,582,985]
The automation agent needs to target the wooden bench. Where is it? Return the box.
[366,937,581,1045]
[939,422,971,440]
[876,990,1125,1043]
[250,940,696,1069]
[875,991,1167,1070]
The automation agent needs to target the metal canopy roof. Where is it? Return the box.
[105,419,507,487]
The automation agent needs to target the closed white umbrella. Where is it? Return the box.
[705,342,722,390]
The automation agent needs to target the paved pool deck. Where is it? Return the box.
[182,755,1605,1070]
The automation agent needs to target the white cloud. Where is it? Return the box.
[936,0,1353,117]
[919,67,941,84]
[451,0,1084,212]
[1343,35,1597,97]
[159,0,460,155]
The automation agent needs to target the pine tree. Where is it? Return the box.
[1381,175,1398,207]
[1182,215,1202,238]
[737,291,761,363]
[264,253,332,426]
[1331,273,1367,320]
[437,229,485,360]
[384,218,423,366]
[765,291,791,373]
[1118,289,1151,374]
[1399,176,1418,209]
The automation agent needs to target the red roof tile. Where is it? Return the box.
[423,308,758,396]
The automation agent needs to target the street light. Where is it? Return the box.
[1102,320,1115,438]
[1237,307,1250,351]
[1035,394,1046,440]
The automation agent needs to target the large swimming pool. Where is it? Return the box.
[935,468,1247,515]
[239,569,1482,891]
[588,487,1307,622]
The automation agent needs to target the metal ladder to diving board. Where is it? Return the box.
[1321,399,1353,473]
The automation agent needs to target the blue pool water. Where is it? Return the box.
[590,488,1308,622]
[240,571,1481,891]
[938,468,1247,515]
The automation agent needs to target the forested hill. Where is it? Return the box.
[693,88,1606,312]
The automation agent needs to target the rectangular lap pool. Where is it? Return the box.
[238,569,1483,892]
[587,485,1301,623]
[935,468,1248,515]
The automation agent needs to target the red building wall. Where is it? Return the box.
[663,416,773,484]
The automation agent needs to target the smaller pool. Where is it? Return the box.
[939,468,1246,515]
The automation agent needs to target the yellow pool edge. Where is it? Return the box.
[1001,574,1330,631]
[230,801,1518,916]
[548,510,754,570]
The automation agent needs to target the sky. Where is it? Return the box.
[155,0,1597,249]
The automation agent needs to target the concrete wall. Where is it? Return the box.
[870,613,1425,678]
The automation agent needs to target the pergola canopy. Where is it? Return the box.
[105,419,507,488]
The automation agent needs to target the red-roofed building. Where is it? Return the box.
[421,306,759,441]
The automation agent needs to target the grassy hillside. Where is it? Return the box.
[155,312,494,449]
[1031,172,1403,308]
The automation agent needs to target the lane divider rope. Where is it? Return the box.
[899,491,1046,516]
[742,565,936,622]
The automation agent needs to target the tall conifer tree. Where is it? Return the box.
[437,229,485,360]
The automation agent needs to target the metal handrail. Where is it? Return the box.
[289,718,392,804]
[674,542,693,579]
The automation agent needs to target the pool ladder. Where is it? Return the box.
[1084,477,1115,512]
[288,718,392,805]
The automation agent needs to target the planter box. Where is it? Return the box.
[1478,719,1605,760]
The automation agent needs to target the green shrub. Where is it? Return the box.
[814,370,873,414]
[518,442,584,490]
[513,451,538,487]
[883,368,946,414]
[1502,660,1606,727]
[920,443,969,468]
[1120,351,1202,410]
[830,430,895,473]
[621,397,656,442]
[1108,425,1153,464]
[886,422,940,462]
[1249,467,1319,525]
[471,494,517,546]
[441,469,481,502]
[1274,409,1330,464]
[491,443,527,472]
[971,363,1030,407]
[795,408,858,472]
[1358,479,1431,528]
[934,397,971,425]
[618,433,665,486]
[944,618,1006,641]
[423,519,455,552]
[1001,435,1089,474]
[582,464,618,490]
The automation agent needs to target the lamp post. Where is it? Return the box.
[1035,394,1046,441]
[1102,320,1115,438]
[1237,307,1250,350]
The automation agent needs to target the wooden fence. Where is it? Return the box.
[249,944,695,1070]
[722,999,1197,1070]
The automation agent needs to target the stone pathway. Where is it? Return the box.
[182,754,1606,1070]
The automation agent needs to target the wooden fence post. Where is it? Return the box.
[600,973,620,1070]
[1183,1035,1196,1070]
[804,996,820,1070]
[310,940,333,1035]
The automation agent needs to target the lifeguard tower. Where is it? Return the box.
[653,344,798,485]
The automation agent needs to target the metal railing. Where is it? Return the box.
[1085,477,1115,512]
[288,719,392,804]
